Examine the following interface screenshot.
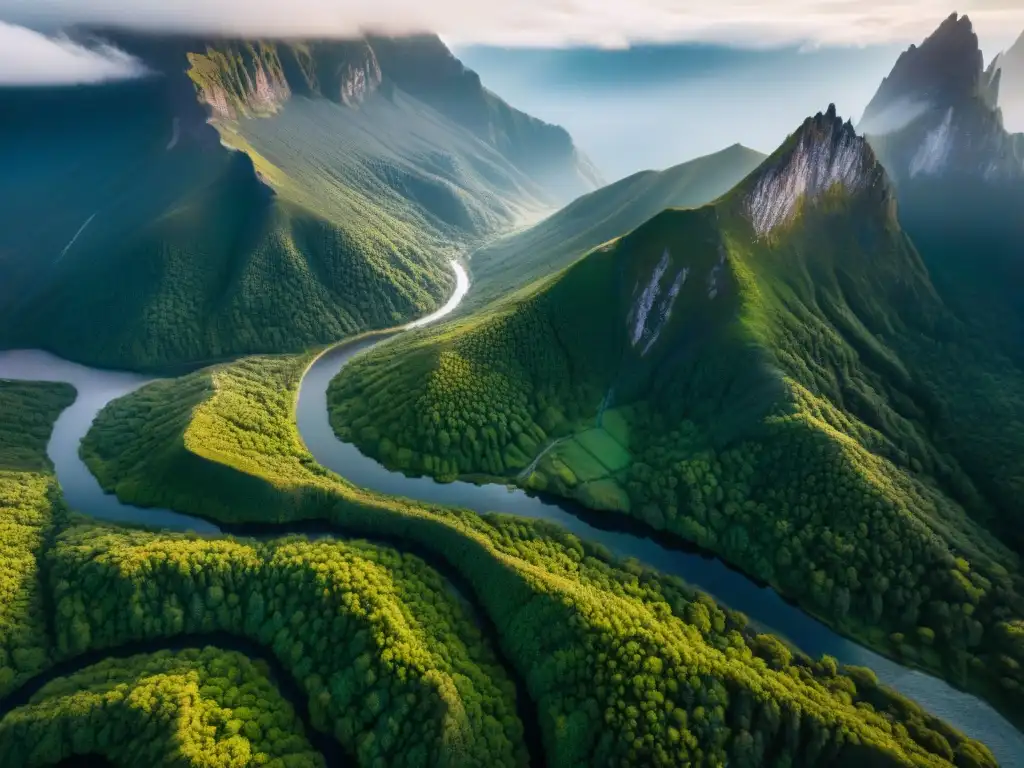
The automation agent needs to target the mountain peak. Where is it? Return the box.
[862,12,983,124]
[862,16,1024,183]
[743,107,882,236]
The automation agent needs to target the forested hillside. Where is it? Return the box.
[0,32,598,371]
[0,381,75,699]
[467,143,766,308]
[43,525,528,767]
[327,105,1024,723]
[0,648,325,767]
[2,13,1023,767]
[67,352,998,766]
[0,380,530,766]
[860,13,1024,531]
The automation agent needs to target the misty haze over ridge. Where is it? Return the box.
[1,1,1022,181]
[454,43,912,181]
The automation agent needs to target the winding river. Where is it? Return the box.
[1,260,1023,766]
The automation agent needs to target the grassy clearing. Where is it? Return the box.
[575,428,631,472]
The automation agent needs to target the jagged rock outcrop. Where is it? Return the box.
[857,14,1024,353]
[863,13,984,121]
[92,31,598,203]
[184,40,385,118]
[745,105,886,236]
[860,13,1024,183]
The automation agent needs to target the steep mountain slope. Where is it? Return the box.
[859,13,1024,528]
[859,13,1024,337]
[0,33,598,371]
[365,34,604,201]
[467,143,766,308]
[990,30,1024,132]
[329,107,1024,721]
[859,13,1024,188]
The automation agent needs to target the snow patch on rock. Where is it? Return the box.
[910,107,954,177]
[745,112,871,236]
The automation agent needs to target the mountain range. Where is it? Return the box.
[327,14,1024,726]
[859,13,1024,357]
[3,8,1024,747]
[0,32,600,371]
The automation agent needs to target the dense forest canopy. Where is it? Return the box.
[0,32,602,371]
[0,648,324,768]
[1,13,1023,767]
[66,355,998,766]
[0,381,75,698]
[327,106,1024,729]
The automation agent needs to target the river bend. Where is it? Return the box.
[1,261,1021,766]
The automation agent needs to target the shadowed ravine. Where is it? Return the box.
[0,634,351,766]
[1,260,1023,765]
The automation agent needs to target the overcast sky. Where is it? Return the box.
[0,1,1021,84]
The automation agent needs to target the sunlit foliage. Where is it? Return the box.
[0,647,323,767]
[47,526,525,768]
[0,381,75,698]
[326,135,1024,725]
[79,354,996,766]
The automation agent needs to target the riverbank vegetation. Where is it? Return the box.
[0,647,323,767]
[81,354,330,523]
[326,111,1024,727]
[1,31,595,371]
[3,382,525,767]
[78,353,997,766]
[0,381,75,698]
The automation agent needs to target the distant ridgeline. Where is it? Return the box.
[330,86,1024,724]
[0,31,600,371]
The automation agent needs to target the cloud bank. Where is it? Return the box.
[0,21,144,84]
[2,0,1023,49]
[2,1,1022,86]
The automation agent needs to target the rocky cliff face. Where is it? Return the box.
[860,13,1024,183]
[745,105,886,236]
[863,13,984,122]
[990,31,1024,133]
[183,40,383,118]
[366,34,603,200]
[96,31,597,203]
[857,15,1024,349]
